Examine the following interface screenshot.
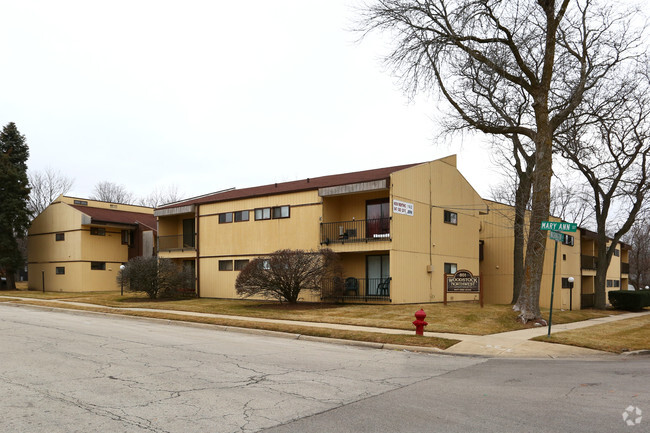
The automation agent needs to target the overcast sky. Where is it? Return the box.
[2,0,508,203]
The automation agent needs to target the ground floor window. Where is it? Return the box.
[219,260,233,271]
[444,263,457,274]
[234,259,249,270]
[56,267,65,275]
[91,262,106,270]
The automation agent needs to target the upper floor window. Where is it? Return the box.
[219,212,233,224]
[272,205,290,219]
[255,208,271,220]
[562,234,574,246]
[121,230,133,246]
[444,210,457,225]
[74,200,88,205]
[235,210,249,222]
[614,249,620,257]
[90,227,106,236]
[55,233,65,241]
[55,266,65,275]
[255,206,290,220]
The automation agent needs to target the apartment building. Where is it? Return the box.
[479,200,630,309]
[28,196,156,292]
[155,155,487,303]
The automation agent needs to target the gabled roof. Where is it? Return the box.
[158,162,423,210]
[70,205,157,231]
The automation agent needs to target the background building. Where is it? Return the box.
[479,200,630,309]
[28,196,156,292]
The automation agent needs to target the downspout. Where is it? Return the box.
[429,167,433,300]
[196,204,200,298]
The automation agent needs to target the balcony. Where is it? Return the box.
[321,277,391,302]
[622,262,630,274]
[320,218,391,245]
[581,255,597,270]
[158,234,196,252]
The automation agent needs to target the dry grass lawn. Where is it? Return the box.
[534,314,650,353]
[0,289,625,335]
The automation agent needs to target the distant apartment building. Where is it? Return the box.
[479,200,630,309]
[155,155,488,303]
[28,196,156,292]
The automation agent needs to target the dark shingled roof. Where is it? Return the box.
[159,162,423,209]
[70,205,157,231]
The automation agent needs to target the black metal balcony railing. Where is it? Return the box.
[321,277,391,301]
[158,234,196,251]
[621,262,630,274]
[581,255,598,270]
[320,218,391,245]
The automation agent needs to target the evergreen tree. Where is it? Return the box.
[0,122,31,290]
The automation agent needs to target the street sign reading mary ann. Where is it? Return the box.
[540,221,577,232]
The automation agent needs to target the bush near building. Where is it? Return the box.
[118,256,195,299]
[608,290,650,311]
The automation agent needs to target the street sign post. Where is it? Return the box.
[540,222,577,337]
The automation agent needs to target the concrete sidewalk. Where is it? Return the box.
[2,295,648,358]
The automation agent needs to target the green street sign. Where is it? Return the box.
[540,221,577,232]
[549,230,564,242]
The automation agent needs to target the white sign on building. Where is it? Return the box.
[393,199,414,216]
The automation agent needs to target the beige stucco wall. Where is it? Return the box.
[390,156,484,304]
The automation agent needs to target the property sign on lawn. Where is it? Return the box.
[393,199,414,216]
[540,221,577,232]
[549,230,564,242]
[446,270,480,293]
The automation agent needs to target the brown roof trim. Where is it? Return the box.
[70,205,157,232]
[158,162,423,210]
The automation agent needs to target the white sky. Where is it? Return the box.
[1,0,503,202]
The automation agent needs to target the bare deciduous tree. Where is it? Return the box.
[235,249,342,303]
[91,181,135,204]
[626,215,650,290]
[28,168,74,216]
[138,185,184,208]
[360,0,644,320]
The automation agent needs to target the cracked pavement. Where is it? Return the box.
[0,304,484,433]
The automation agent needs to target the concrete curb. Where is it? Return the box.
[2,302,450,355]
[620,350,650,357]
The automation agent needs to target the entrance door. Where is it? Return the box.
[366,255,389,296]
[366,199,390,238]
[183,218,195,248]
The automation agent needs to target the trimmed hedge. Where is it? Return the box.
[608,290,650,311]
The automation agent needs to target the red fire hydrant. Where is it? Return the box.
[412,309,428,336]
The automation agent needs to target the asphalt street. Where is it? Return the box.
[0,304,647,433]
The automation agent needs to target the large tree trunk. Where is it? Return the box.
[514,137,553,321]
[6,270,17,291]
[512,171,533,304]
